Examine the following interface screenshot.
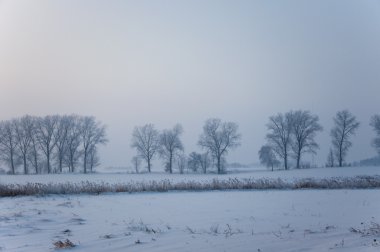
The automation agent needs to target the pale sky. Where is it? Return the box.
[0,0,380,169]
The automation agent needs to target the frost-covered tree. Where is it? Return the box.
[131,124,160,173]
[187,152,200,172]
[176,152,187,174]
[28,116,41,174]
[370,115,380,155]
[326,148,335,168]
[159,124,184,173]
[35,115,59,173]
[64,115,82,172]
[54,115,71,173]
[188,151,210,173]
[131,156,141,173]
[198,118,241,174]
[258,145,279,171]
[330,110,360,167]
[0,115,106,174]
[198,152,211,174]
[80,116,108,173]
[0,120,19,174]
[290,110,323,169]
[266,112,293,170]
[87,145,100,171]
[13,116,34,174]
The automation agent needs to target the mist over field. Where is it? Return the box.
[1,0,380,169]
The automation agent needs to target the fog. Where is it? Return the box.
[0,0,379,168]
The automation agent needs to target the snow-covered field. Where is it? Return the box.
[1,166,379,185]
[1,166,380,251]
[1,190,380,252]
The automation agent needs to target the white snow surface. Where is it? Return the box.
[1,166,380,251]
[1,190,380,251]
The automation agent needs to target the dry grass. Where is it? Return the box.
[53,239,75,249]
[350,222,380,237]
[1,175,380,197]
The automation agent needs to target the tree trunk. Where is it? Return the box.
[70,152,74,173]
[59,156,63,173]
[10,150,15,174]
[284,146,288,170]
[23,155,27,174]
[296,149,301,169]
[84,151,87,174]
[34,151,38,174]
[169,152,173,174]
[338,134,344,167]
[217,155,221,174]
[147,157,151,172]
[47,150,51,174]
[72,161,75,173]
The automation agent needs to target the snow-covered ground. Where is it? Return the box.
[1,190,380,252]
[1,166,380,251]
[1,166,379,185]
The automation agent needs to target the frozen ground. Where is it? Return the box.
[1,166,379,186]
[1,166,380,251]
[1,190,380,252]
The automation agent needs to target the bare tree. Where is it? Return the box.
[13,116,34,174]
[159,124,184,173]
[0,114,106,174]
[88,145,100,171]
[28,116,40,174]
[0,120,19,174]
[198,118,241,174]
[65,115,82,172]
[80,116,108,173]
[266,112,293,170]
[54,115,71,173]
[188,151,210,174]
[131,124,159,173]
[176,152,187,174]
[290,110,323,169]
[370,115,380,155]
[330,110,360,167]
[198,152,211,174]
[258,145,279,171]
[131,156,141,173]
[326,148,335,168]
[188,152,200,173]
[36,115,58,173]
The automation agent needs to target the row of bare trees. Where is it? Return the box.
[0,115,107,174]
[327,113,380,167]
[131,118,241,174]
[260,109,370,170]
[263,110,323,170]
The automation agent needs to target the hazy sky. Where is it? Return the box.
[0,0,379,169]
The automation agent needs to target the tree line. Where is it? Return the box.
[0,115,107,174]
[131,118,241,174]
[260,109,380,170]
[2,110,379,175]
